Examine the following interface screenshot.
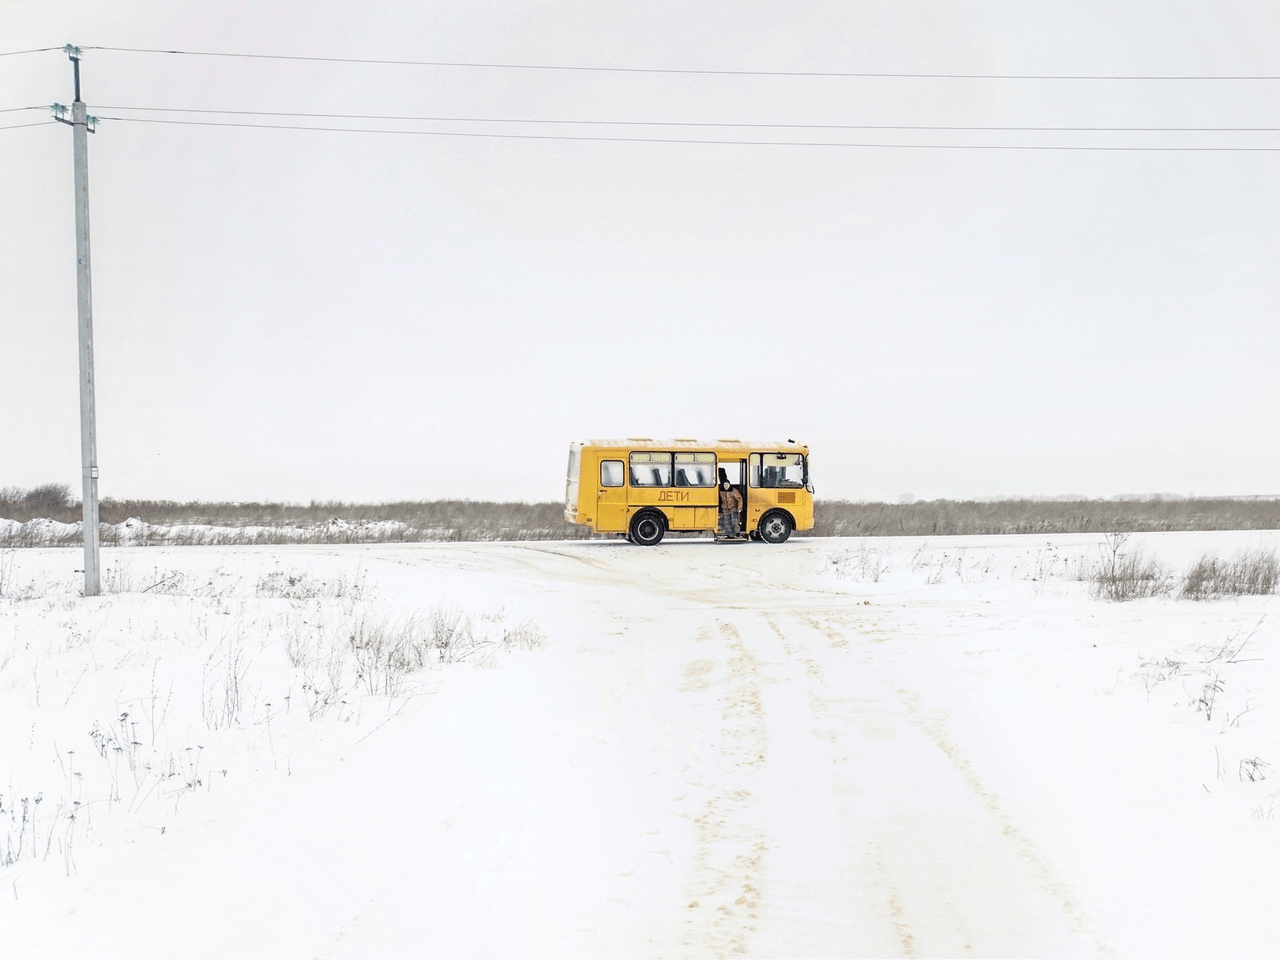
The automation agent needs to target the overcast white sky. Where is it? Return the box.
[3,2,1278,503]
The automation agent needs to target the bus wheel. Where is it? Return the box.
[630,511,665,546]
[758,511,793,544]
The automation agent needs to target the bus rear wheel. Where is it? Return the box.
[630,511,665,546]
[758,511,793,544]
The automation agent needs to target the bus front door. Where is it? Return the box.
[718,459,748,536]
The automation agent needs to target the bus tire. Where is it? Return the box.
[758,511,793,544]
[630,511,666,546]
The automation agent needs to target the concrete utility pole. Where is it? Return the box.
[55,45,101,596]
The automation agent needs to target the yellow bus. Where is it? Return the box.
[564,439,813,546]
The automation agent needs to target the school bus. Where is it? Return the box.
[564,439,813,545]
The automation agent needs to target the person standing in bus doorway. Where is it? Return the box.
[719,480,743,539]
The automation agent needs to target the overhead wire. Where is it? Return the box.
[0,121,56,132]
[13,45,1280,149]
[95,114,1280,150]
[0,47,63,58]
[79,45,1280,81]
[92,105,1280,133]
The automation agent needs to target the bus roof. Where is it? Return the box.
[577,438,808,454]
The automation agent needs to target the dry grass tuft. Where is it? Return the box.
[1180,550,1279,600]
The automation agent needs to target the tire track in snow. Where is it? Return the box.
[763,613,920,957]
[762,608,1112,956]
[892,687,1115,958]
[682,620,769,957]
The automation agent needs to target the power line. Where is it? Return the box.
[81,45,1280,81]
[95,115,1280,150]
[0,120,55,132]
[0,47,62,58]
[93,105,1280,133]
[0,106,45,113]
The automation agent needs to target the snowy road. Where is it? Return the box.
[5,533,1280,957]
[415,541,1102,958]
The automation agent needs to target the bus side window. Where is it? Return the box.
[674,452,716,487]
[629,452,673,486]
[600,460,624,487]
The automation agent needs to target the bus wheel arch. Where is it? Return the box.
[629,510,666,546]
[758,510,794,544]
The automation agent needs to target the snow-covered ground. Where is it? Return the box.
[2,531,1278,958]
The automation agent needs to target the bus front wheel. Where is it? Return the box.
[630,512,665,546]
[758,511,793,544]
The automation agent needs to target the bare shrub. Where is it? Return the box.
[1183,623,1260,724]
[256,568,367,600]
[428,604,472,662]
[104,560,190,595]
[279,598,533,703]
[828,543,892,582]
[1240,758,1272,782]
[24,483,73,512]
[0,544,14,597]
[348,611,420,696]
[1133,655,1185,700]
[1195,674,1225,720]
[502,619,546,651]
[201,634,251,730]
[1092,533,1171,601]
[1180,550,1279,600]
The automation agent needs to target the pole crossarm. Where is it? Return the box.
[51,103,99,131]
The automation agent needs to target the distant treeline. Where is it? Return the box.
[811,498,1280,537]
[0,485,589,542]
[4,483,1280,541]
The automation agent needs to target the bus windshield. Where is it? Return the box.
[751,452,807,489]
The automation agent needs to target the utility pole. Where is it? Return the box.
[53,45,100,596]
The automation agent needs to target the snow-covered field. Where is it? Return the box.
[2,531,1278,958]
